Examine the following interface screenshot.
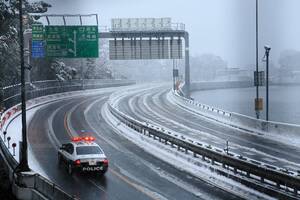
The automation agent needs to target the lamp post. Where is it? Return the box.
[264,45,271,121]
[255,0,260,119]
[17,0,30,172]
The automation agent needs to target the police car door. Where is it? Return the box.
[63,143,75,163]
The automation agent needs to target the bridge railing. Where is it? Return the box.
[33,174,77,200]
[107,90,300,200]
[0,79,134,200]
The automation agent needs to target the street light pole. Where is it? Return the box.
[264,45,271,121]
[255,0,260,119]
[17,0,30,172]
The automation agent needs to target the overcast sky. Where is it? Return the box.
[36,0,300,67]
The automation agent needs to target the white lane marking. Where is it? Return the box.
[228,146,238,150]
[148,90,300,169]
[243,152,256,156]
[115,167,169,200]
[103,103,272,200]
[210,141,222,145]
[116,85,300,170]
[261,157,277,163]
[88,179,107,193]
[48,101,76,148]
[66,96,104,137]
[85,98,121,150]
[284,165,300,170]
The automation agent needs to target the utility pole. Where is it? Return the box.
[255,0,260,119]
[264,45,271,121]
[17,0,30,172]
[81,59,84,90]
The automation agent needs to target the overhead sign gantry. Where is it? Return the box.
[28,15,191,97]
[101,17,190,97]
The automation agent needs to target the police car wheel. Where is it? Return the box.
[68,164,73,175]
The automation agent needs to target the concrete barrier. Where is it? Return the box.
[172,90,300,146]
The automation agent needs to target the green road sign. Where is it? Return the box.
[32,24,45,58]
[32,24,44,40]
[45,26,98,58]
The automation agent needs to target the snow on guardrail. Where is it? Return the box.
[107,89,300,200]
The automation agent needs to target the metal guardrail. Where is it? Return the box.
[0,79,134,200]
[0,111,77,199]
[1,79,134,111]
[108,94,300,200]
[0,126,18,180]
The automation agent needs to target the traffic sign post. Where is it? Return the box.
[32,24,45,58]
[254,71,265,86]
[32,40,45,58]
[45,26,99,58]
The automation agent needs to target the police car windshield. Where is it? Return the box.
[76,146,103,155]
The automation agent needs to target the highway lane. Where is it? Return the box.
[27,87,238,200]
[154,89,300,166]
[29,97,113,200]
[117,85,300,171]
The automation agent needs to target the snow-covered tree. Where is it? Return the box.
[84,58,96,79]
[0,0,51,87]
[50,60,77,81]
[83,57,112,79]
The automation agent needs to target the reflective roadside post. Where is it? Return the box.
[7,136,11,149]
[224,140,229,155]
[3,131,7,142]
[12,143,17,156]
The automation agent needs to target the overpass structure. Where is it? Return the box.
[24,15,191,97]
[99,30,190,97]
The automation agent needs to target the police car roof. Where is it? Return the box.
[71,141,98,147]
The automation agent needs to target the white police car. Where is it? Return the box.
[58,136,108,175]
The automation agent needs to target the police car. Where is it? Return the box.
[58,136,108,175]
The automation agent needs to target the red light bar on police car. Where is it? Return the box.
[72,136,95,142]
[84,136,95,141]
[72,137,82,142]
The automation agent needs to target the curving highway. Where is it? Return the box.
[116,85,300,173]
[26,86,239,200]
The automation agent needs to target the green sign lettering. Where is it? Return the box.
[45,26,99,58]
